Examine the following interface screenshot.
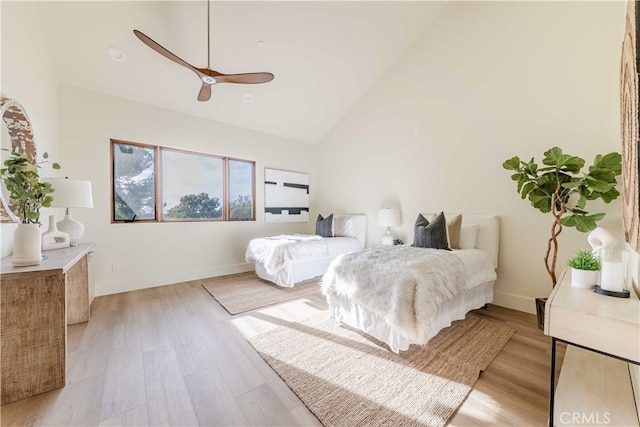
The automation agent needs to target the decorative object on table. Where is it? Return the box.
[587,227,618,254]
[378,207,401,246]
[0,146,61,266]
[503,147,622,288]
[584,227,630,297]
[595,248,631,298]
[567,250,600,289]
[264,168,309,223]
[41,214,70,250]
[42,177,93,246]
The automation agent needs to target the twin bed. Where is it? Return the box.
[246,214,499,353]
[246,214,368,288]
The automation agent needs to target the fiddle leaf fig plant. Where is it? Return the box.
[0,146,61,224]
[503,147,621,287]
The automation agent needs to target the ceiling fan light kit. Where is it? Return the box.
[133,1,273,102]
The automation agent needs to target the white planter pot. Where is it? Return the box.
[12,223,42,267]
[571,268,598,288]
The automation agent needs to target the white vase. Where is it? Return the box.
[571,268,598,288]
[12,223,42,266]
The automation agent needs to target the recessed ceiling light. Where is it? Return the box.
[106,47,125,62]
[243,93,254,102]
[257,41,265,48]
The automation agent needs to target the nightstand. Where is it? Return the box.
[545,269,640,426]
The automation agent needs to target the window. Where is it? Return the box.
[161,149,224,221]
[112,141,156,221]
[111,139,255,222]
[228,159,255,220]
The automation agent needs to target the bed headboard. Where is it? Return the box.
[459,215,500,269]
[335,214,367,249]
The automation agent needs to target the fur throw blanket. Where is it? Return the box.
[321,246,467,342]
[245,234,328,274]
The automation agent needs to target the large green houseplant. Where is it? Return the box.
[1,146,60,266]
[503,147,621,288]
[1,146,60,223]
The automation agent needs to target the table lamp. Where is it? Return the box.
[378,208,401,246]
[43,177,93,246]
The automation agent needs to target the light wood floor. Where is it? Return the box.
[0,279,563,426]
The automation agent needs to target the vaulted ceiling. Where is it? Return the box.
[31,1,450,144]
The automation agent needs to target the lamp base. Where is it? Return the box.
[42,215,70,250]
[57,213,84,246]
[381,233,395,246]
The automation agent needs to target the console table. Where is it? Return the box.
[545,269,640,426]
[0,243,95,405]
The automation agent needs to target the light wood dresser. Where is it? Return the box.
[0,243,95,405]
[545,269,640,426]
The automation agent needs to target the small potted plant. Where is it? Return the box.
[1,146,60,266]
[567,250,601,288]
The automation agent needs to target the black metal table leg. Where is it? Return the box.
[549,337,556,427]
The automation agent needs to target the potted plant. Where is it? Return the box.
[1,146,60,266]
[567,250,601,288]
[503,147,621,327]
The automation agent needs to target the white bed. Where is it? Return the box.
[247,214,367,288]
[321,214,499,353]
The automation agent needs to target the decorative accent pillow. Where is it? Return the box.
[459,224,479,249]
[429,213,462,249]
[412,212,450,250]
[316,214,334,237]
[333,216,354,237]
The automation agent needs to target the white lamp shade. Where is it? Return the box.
[43,178,93,208]
[378,208,401,227]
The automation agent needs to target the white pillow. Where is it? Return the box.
[333,216,354,237]
[459,224,479,249]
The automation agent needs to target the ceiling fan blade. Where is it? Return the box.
[133,29,203,77]
[198,83,212,102]
[201,71,275,85]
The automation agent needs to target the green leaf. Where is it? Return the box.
[560,215,576,227]
[503,157,521,170]
[529,193,552,213]
[594,152,622,173]
[542,147,585,173]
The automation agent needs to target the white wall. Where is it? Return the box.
[315,1,627,314]
[58,85,318,296]
[0,2,59,256]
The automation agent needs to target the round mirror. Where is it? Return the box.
[0,97,37,223]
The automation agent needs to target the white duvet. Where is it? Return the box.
[321,246,496,343]
[245,234,328,275]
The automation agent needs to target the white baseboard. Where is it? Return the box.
[492,290,538,314]
[94,262,254,297]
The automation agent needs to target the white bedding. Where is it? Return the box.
[328,280,494,353]
[247,214,367,288]
[321,247,496,347]
[247,235,362,287]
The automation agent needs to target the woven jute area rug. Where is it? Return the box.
[201,272,320,315]
[249,314,515,427]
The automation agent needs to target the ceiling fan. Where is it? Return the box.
[133,1,274,102]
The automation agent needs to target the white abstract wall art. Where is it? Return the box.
[264,168,309,223]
